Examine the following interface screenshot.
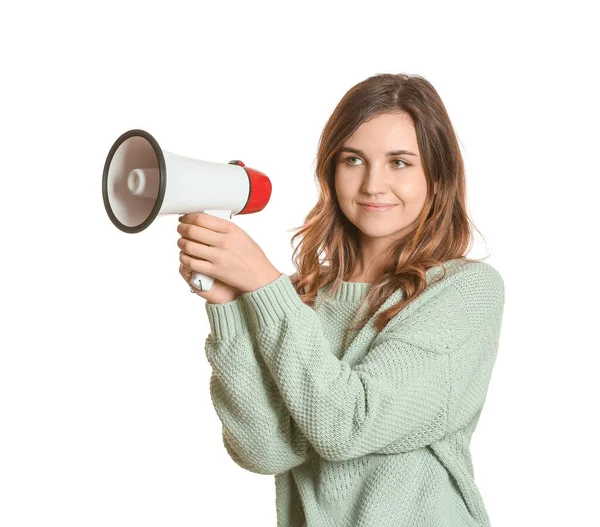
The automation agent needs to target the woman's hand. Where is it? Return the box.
[179,263,243,304]
[176,212,281,296]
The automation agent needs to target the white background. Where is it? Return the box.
[1,1,598,525]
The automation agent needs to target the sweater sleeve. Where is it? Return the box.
[241,266,505,462]
[204,297,314,475]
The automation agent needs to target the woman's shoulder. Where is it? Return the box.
[419,258,501,307]
[380,258,505,346]
[424,258,505,315]
[429,257,503,285]
[435,258,504,302]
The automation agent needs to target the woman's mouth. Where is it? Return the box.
[359,204,397,212]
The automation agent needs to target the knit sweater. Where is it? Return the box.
[203,258,505,527]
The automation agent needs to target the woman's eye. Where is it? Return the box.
[344,156,408,169]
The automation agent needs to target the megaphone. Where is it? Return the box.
[102,129,272,292]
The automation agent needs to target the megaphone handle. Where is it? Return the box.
[190,210,233,292]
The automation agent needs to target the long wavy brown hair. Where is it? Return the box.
[285,73,489,333]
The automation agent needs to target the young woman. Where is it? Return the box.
[177,73,505,527]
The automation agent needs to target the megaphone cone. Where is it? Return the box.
[103,129,272,292]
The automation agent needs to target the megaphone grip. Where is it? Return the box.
[190,271,215,292]
[189,210,232,292]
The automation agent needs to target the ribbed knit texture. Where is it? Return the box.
[203,258,505,527]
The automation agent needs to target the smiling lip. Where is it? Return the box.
[359,203,396,210]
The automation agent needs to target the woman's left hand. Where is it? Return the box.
[177,212,282,294]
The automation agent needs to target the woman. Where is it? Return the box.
[177,73,505,527]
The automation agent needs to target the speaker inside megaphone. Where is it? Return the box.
[102,129,167,233]
[102,128,272,292]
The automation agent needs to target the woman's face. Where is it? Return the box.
[334,112,432,244]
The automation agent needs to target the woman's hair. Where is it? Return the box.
[286,72,488,333]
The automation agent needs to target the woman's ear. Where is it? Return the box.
[433,180,438,195]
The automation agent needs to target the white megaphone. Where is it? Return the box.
[102,129,272,292]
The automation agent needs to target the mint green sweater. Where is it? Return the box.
[203,258,505,527]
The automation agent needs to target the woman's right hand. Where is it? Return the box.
[179,263,244,304]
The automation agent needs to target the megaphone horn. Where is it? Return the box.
[102,129,272,292]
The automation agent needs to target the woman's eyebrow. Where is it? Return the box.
[340,146,418,157]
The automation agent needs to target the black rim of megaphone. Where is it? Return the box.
[102,129,167,234]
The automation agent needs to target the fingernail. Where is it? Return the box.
[178,216,183,222]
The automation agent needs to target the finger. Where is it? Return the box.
[180,251,214,275]
[177,236,219,264]
[180,263,201,291]
[179,263,192,282]
[180,263,200,284]
[177,223,223,248]
[181,212,231,234]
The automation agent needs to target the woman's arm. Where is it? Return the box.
[239,264,505,462]
[204,297,314,475]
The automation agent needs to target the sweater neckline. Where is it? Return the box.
[329,280,373,302]
[321,259,465,303]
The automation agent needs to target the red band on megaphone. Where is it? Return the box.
[239,167,272,214]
